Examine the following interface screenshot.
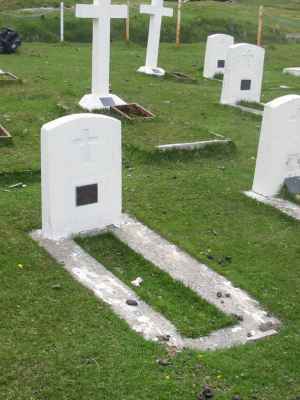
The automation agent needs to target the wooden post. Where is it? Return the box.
[257,5,264,47]
[176,0,182,48]
[60,2,64,42]
[125,0,130,42]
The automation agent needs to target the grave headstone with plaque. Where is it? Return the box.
[220,43,265,105]
[203,34,234,79]
[251,95,300,197]
[41,113,122,240]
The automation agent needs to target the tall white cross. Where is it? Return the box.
[76,0,128,102]
[139,0,173,75]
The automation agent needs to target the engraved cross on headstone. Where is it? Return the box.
[73,129,98,162]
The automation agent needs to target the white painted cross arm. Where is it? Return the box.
[76,2,128,19]
[140,2,173,17]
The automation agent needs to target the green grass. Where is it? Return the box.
[1,41,300,399]
[76,233,235,338]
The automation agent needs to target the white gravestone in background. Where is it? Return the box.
[251,95,300,197]
[138,0,173,77]
[203,34,234,79]
[76,0,128,110]
[220,43,265,105]
[41,114,122,240]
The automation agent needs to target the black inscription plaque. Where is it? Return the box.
[240,79,251,91]
[76,184,98,207]
[217,59,225,68]
[101,97,116,107]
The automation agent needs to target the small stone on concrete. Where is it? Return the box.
[157,334,171,342]
[126,299,138,306]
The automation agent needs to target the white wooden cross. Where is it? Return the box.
[76,0,128,110]
[138,0,173,76]
[73,129,98,162]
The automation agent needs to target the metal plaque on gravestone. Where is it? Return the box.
[284,176,300,195]
[241,79,251,91]
[101,97,116,107]
[76,184,98,207]
[217,60,225,68]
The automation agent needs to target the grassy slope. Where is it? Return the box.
[1,41,300,399]
[1,0,300,44]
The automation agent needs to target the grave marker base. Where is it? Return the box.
[111,103,155,120]
[79,93,127,111]
[245,190,300,221]
[137,65,165,77]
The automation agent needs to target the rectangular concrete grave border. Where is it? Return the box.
[0,124,12,140]
[244,191,300,221]
[111,103,155,121]
[31,213,280,351]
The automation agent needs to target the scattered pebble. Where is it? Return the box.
[157,358,170,366]
[157,334,171,342]
[131,277,143,287]
[51,284,62,290]
[197,384,214,399]
[126,299,138,306]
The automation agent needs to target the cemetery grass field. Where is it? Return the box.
[1,41,300,399]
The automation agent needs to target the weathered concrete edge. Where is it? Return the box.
[157,139,232,151]
[245,190,300,221]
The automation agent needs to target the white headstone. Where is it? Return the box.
[41,114,122,240]
[138,0,173,77]
[76,0,128,110]
[252,95,300,197]
[203,34,234,79]
[220,43,265,105]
